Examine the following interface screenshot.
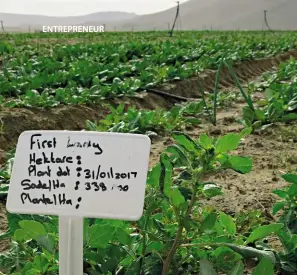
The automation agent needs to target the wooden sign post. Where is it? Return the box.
[6,131,151,275]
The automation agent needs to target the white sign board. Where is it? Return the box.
[6,131,151,221]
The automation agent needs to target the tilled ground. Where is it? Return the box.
[149,102,297,214]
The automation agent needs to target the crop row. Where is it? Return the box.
[1,32,297,107]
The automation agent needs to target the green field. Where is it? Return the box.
[1,31,297,275]
[1,31,297,107]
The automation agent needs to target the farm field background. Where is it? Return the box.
[1,31,297,274]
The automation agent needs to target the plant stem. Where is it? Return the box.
[137,215,149,275]
[197,80,213,125]
[212,57,225,126]
[161,185,198,275]
[224,60,255,111]
[161,224,183,275]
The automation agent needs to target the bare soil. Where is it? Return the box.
[149,102,297,213]
[1,50,297,259]
[0,203,9,252]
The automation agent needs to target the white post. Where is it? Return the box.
[59,216,84,275]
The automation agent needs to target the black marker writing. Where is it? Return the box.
[112,184,129,192]
[28,165,51,177]
[57,166,70,177]
[75,181,80,190]
[29,152,73,165]
[83,166,137,180]
[21,179,65,192]
[30,134,57,150]
[67,137,103,155]
[21,193,72,206]
[84,182,107,192]
[75,197,82,209]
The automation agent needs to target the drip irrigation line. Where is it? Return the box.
[146,88,191,101]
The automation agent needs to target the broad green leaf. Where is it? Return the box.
[245,223,283,244]
[276,228,295,252]
[116,228,131,245]
[228,261,244,275]
[221,243,276,263]
[201,213,217,232]
[88,224,115,248]
[228,156,252,174]
[215,128,251,154]
[166,144,189,166]
[290,234,297,247]
[280,113,297,122]
[12,229,27,242]
[254,110,265,121]
[33,254,49,273]
[199,133,213,150]
[199,259,218,275]
[172,131,200,152]
[242,107,255,125]
[215,153,229,164]
[169,186,185,208]
[185,117,201,124]
[215,134,241,154]
[178,186,192,200]
[85,251,104,264]
[272,202,286,215]
[282,173,297,184]
[36,235,55,253]
[159,153,172,196]
[147,241,164,252]
[264,88,275,100]
[220,212,236,235]
[7,213,26,235]
[239,127,252,137]
[251,257,274,275]
[288,183,297,197]
[203,184,223,198]
[19,220,47,241]
[272,189,288,198]
[21,262,34,273]
[147,163,161,187]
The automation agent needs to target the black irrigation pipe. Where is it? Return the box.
[146,88,191,102]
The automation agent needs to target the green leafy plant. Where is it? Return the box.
[240,58,297,131]
[271,172,297,273]
[85,102,203,136]
[158,128,279,274]
[0,149,15,198]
